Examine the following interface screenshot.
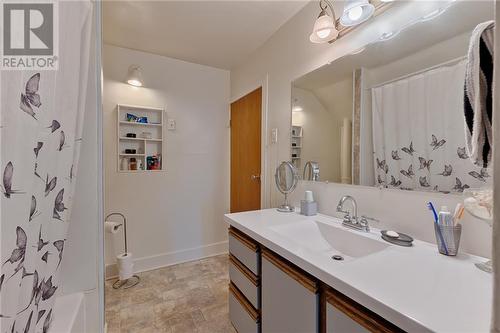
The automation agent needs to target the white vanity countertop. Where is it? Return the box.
[224,209,492,333]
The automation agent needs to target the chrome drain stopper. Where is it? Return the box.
[331,255,344,261]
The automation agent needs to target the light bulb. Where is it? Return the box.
[347,6,363,21]
[316,28,332,39]
[127,79,142,87]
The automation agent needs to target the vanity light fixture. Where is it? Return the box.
[309,0,339,44]
[340,0,375,27]
[126,65,144,87]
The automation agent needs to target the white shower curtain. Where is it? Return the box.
[0,2,92,332]
[371,61,490,193]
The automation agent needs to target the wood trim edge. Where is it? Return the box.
[229,254,259,286]
[229,282,259,322]
[325,288,404,333]
[262,248,318,294]
[229,227,259,251]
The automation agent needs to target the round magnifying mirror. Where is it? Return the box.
[275,161,299,212]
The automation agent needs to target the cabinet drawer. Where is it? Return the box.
[325,288,403,333]
[229,228,260,275]
[262,249,319,333]
[229,283,260,333]
[229,254,260,309]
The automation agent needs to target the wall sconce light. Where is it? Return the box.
[126,65,144,87]
[340,0,375,27]
[309,0,339,44]
[310,0,385,44]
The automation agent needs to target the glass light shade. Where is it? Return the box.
[340,0,375,27]
[126,65,144,87]
[309,13,339,44]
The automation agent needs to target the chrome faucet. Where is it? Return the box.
[303,161,320,181]
[336,195,370,232]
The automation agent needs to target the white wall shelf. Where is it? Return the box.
[117,104,165,172]
[291,126,303,169]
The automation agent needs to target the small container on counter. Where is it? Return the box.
[300,190,317,216]
[434,223,462,256]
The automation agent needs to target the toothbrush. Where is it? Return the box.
[427,202,448,255]
[454,206,465,226]
[453,203,463,222]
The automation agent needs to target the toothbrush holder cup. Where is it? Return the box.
[434,224,462,256]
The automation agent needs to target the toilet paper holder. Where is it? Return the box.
[106,212,140,289]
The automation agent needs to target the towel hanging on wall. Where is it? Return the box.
[464,20,495,168]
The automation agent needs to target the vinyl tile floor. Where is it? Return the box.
[105,254,236,333]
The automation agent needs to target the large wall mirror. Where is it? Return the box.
[291,1,494,194]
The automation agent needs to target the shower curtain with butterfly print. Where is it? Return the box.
[0,2,92,332]
[371,60,491,193]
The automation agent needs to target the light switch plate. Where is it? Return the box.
[167,119,176,130]
[271,128,278,144]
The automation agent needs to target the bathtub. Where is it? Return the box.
[51,293,85,333]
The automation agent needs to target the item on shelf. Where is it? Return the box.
[120,157,128,171]
[126,133,136,138]
[138,160,143,170]
[126,113,148,123]
[141,131,152,139]
[125,149,136,154]
[129,158,137,170]
[126,113,138,122]
[292,143,297,147]
[147,154,161,170]
[292,153,298,158]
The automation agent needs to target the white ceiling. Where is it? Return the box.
[103,1,308,70]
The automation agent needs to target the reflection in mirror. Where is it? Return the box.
[291,0,494,193]
[275,161,299,212]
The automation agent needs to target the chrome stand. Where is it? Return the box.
[277,193,294,212]
[106,213,141,289]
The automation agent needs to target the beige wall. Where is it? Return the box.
[292,76,353,183]
[103,44,230,274]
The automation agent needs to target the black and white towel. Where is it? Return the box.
[464,20,495,168]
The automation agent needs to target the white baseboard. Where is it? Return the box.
[105,240,228,279]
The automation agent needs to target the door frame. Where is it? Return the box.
[230,75,269,209]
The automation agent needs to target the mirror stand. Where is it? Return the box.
[277,193,294,213]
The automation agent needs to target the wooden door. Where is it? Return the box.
[231,87,262,213]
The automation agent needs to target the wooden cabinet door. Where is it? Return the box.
[230,87,262,213]
[261,250,319,333]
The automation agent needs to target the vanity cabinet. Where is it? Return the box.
[324,288,403,333]
[228,227,403,333]
[228,227,262,332]
[261,248,319,333]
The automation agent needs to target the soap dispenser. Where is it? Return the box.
[300,190,317,216]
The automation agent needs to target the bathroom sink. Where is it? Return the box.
[270,217,389,260]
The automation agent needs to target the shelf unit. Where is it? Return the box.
[291,126,302,169]
[117,104,165,172]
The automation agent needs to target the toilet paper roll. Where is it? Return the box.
[117,252,133,280]
[105,221,122,234]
